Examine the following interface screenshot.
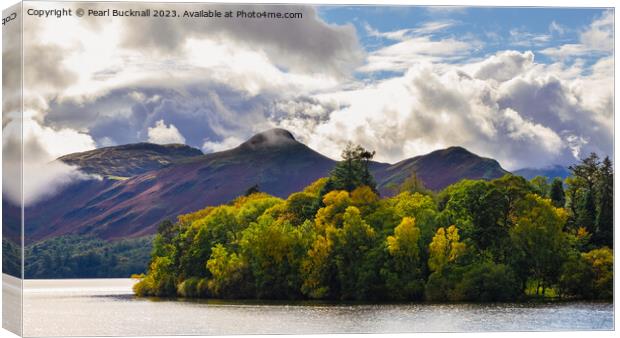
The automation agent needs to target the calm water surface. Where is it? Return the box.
[19,278,613,336]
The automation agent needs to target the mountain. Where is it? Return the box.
[23,129,510,243]
[58,143,203,178]
[25,129,335,242]
[375,146,509,191]
[513,165,571,181]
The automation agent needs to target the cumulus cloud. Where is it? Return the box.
[147,120,186,144]
[2,114,97,206]
[11,3,613,178]
[20,2,360,106]
[471,50,535,82]
[117,4,363,77]
[274,48,612,170]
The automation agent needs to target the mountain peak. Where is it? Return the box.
[442,146,472,155]
[240,128,298,149]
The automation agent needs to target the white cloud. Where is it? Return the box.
[365,21,455,41]
[147,120,186,144]
[541,10,613,58]
[202,136,244,153]
[2,114,98,206]
[470,50,535,82]
[276,48,611,170]
[359,36,475,73]
[549,21,566,35]
[14,4,613,174]
[509,29,551,47]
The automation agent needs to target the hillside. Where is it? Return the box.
[23,129,510,242]
[58,143,203,178]
[375,146,509,191]
[513,165,571,180]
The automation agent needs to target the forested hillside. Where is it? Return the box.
[134,147,613,302]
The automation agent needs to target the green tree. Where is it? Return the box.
[530,176,550,197]
[455,260,521,302]
[510,194,569,296]
[240,215,307,299]
[595,157,613,247]
[328,143,377,192]
[206,244,252,298]
[582,247,613,299]
[549,177,566,208]
[441,180,507,253]
[300,230,336,299]
[569,153,599,234]
[560,247,613,300]
[398,170,431,195]
[330,206,378,300]
[381,217,425,300]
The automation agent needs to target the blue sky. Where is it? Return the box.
[319,6,611,70]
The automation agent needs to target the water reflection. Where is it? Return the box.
[22,278,613,337]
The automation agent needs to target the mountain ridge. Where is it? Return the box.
[59,142,203,178]
[22,128,510,242]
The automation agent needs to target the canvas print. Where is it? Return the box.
[1,1,615,337]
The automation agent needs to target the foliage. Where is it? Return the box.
[398,171,431,196]
[326,143,377,193]
[134,153,613,302]
[560,247,613,299]
[24,235,152,279]
[381,217,425,300]
[2,239,21,277]
[510,194,569,295]
[567,153,613,247]
[549,178,566,208]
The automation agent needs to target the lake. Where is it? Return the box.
[13,277,614,336]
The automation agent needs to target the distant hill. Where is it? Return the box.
[513,165,571,181]
[58,143,203,178]
[22,129,510,242]
[375,146,509,191]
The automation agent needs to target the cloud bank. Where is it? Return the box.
[4,4,613,206]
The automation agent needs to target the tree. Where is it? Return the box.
[425,225,467,301]
[510,194,569,296]
[560,247,613,300]
[329,143,377,192]
[381,217,425,300]
[530,176,550,197]
[582,247,613,299]
[455,260,521,302]
[398,170,431,195]
[330,206,378,300]
[240,215,307,299]
[595,157,613,247]
[206,244,251,298]
[442,180,507,253]
[300,231,336,299]
[428,225,466,273]
[549,177,566,208]
[569,153,599,234]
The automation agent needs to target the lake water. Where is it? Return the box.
[13,277,614,336]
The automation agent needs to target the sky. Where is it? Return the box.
[2,3,614,204]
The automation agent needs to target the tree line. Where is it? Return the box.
[10,235,153,278]
[134,145,613,301]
